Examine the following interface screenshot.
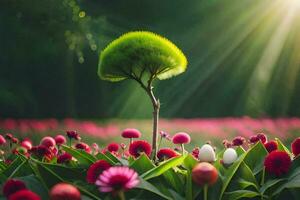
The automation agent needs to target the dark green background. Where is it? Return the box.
[1,0,300,119]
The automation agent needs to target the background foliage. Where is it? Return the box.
[1,0,300,119]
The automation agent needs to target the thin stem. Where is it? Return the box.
[260,167,265,186]
[118,191,126,200]
[130,138,133,145]
[158,136,163,150]
[132,74,159,160]
[69,138,72,147]
[181,144,185,155]
[204,184,208,200]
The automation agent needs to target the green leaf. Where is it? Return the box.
[141,155,186,180]
[61,145,96,167]
[104,151,122,164]
[243,141,268,175]
[163,169,184,195]
[0,157,28,181]
[276,138,292,156]
[36,162,102,200]
[129,154,155,174]
[224,190,260,200]
[95,152,115,165]
[183,154,198,171]
[260,178,286,194]
[19,175,49,199]
[219,142,263,200]
[135,178,173,200]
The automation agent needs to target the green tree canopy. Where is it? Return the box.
[98,31,187,82]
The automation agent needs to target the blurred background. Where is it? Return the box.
[1,0,300,145]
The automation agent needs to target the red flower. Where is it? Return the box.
[257,133,267,144]
[232,136,245,146]
[66,131,80,140]
[157,148,178,160]
[172,132,191,144]
[0,135,6,145]
[2,179,26,198]
[75,142,91,153]
[86,160,111,184]
[192,162,218,186]
[40,136,56,148]
[11,137,19,144]
[129,140,152,158]
[291,137,300,157]
[249,135,259,144]
[57,153,72,164]
[55,135,66,145]
[107,143,119,152]
[121,128,141,138]
[49,183,81,200]
[264,140,278,153]
[36,145,52,158]
[192,147,200,159]
[95,166,139,193]
[264,151,291,176]
[8,190,40,200]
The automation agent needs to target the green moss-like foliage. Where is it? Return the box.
[98,31,187,82]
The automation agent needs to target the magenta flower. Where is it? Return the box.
[0,135,6,145]
[54,135,66,145]
[66,131,81,140]
[40,136,56,148]
[121,128,141,139]
[57,153,72,164]
[95,166,139,193]
[172,132,191,144]
[232,136,245,146]
[172,132,190,155]
[107,143,119,153]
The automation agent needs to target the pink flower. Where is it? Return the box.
[121,128,141,139]
[95,166,139,193]
[40,136,56,148]
[75,142,91,153]
[21,140,32,150]
[55,135,66,145]
[172,132,191,144]
[0,135,6,145]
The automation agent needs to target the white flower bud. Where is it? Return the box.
[223,148,238,165]
[198,144,216,162]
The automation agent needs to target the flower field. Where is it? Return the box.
[1,117,300,200]
[1,117,299,147]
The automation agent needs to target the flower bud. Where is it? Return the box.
[222,148,238,165]
[192,162,218,186]
[198,144,216,162]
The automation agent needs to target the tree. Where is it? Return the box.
[98,31,187,159]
